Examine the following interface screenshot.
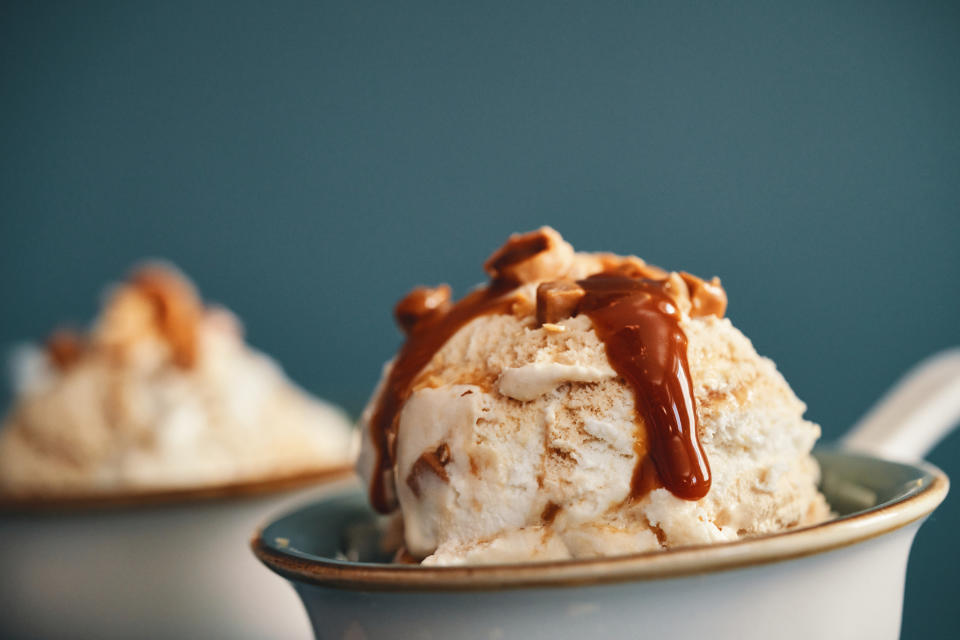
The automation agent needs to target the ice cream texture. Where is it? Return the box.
[358,228,829,565]
[0,264,355,498]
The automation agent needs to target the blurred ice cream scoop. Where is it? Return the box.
[0,263,355,498]
[358,228,828,565]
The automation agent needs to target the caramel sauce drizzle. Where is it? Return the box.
[368,283,517,513]
[368,231,724,512]
[575,274,710,500]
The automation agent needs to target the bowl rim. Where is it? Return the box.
[0,465,355,514]
[251,454,949,592]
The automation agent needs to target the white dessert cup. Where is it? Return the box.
[253,349,960,640]
[0,467,353,639]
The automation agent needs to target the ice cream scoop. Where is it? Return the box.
[0,263,356,499]
[357,228,828,564]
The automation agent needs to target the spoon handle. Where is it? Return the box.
[842,348,960,461]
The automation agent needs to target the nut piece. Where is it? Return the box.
[483,227,574,286]
[131,265,204,368]
[680,272,727,318]
[394,285,452,334]
[661,272,692,316]
[510,292,535,319]
[536,280,586,326]
[97,264,204,369]
[597,254,667,280]
[46,329,84,370]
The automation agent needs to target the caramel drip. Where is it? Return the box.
[576,274,710,500]
[367,230,723,511]
[368,283,518,512]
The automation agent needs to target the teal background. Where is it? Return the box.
[1,1,957,635]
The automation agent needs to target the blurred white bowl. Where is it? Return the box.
[0,468,354,640]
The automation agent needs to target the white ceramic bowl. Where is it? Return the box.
[253,453,946,640]
[253,350,960,640]
[0,469,353,640]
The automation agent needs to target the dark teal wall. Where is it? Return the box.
[1,2,957,635]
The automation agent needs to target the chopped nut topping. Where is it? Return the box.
[536,280,586,326]
[597,254,667,280]
[510,292,535,318]
[541,322,566,333]
[130,265,204,368]
[46,329,84,370]
[661,272,692,316]
[394,285,452,334]
[680,272,727,318]
[483,227,574,286]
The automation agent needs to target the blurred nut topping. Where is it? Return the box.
[93,263,204,369]
[3,261,357,500]
[129,265,204,367]
[45,329,85,371]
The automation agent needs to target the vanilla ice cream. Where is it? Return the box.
[358,228,828,565]
[0,264,355,498]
